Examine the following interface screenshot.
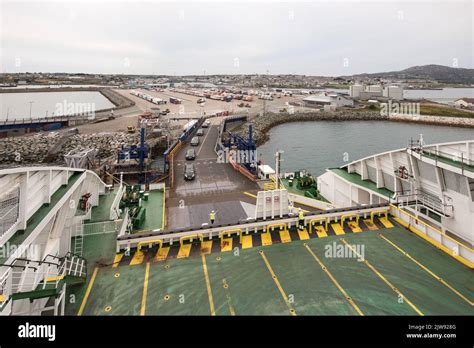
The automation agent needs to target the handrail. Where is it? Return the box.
[390,204,473,251]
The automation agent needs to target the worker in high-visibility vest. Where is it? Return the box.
[298,208,305,230]
[210,210,216,225]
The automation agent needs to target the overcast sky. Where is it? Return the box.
[1,0,472,76]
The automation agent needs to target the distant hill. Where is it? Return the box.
[342,64,474,84]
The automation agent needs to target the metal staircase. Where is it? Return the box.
[73,223,84,256]
[0,253,87,311]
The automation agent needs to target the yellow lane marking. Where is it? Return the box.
[177,243,192,259]
[379,217,394,228]
[112,253,124,268]
[279,230,291,243]
[77,267,99,316]
[348,222,362,233]
[379,234,473,306]
[297,228,310,240]
[222,279,236,316]
[201,255,216,316]
[0,294,6,302]
[363,219,379,231]
[315,225,328,238]
[261,231,273,246]
[331,223,345,235]
[241,234,253,249]
[243,191,257,199]
[304,244,363,316]
[259,250,297,316]
[201,240,213,255]
[140,262,151,316]
[155,247,170,262]
[340,238,423,316]
[221,238,233,252]
[130,250,145,266]
[46,275,64,282]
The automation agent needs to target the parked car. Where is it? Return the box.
[196,129,204,136]
[190,137,199,146]
[185,148,196,160]
[184,163,195,180]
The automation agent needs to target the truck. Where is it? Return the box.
[170,97,182,104]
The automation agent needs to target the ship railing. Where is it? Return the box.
[395,189,454,217]
[422,148,474,167]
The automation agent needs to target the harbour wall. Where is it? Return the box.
[235,111,474,146]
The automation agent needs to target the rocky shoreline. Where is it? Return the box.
[0,131,138,166]
[234,111,474,146]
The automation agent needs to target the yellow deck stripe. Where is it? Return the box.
[297,228,310,240]
[348,222,362,233]
[177,243,192,259]
[154,247,170,262]
[77,267,99,316]
[201,240,213,255]
[315,225,328,238]
[363,219,379,231]
[140,262,151,315]
[130,250,145,266]
[261,231,273,246]
[241,234,253,249]
[259,250,297,316]
[243,191,257,198]
[46,275,64,282]
[331,223,345,235]
[0,294,6,302]
[379,234,473,306]
[340,239,423,316]
[201,255,216,316]
[304,244,363,315]
[379,217,394,228]
[221,237,233,252]
[112,253,124,268]
[279,230,291,243]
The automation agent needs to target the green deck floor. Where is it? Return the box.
[137,190,164,231]
[71,221,474,316]
[330,168,393,198]
[422,151,474,172]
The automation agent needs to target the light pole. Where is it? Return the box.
[29,101,34,120]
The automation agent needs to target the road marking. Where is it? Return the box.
[177,243,192,259]
[140,262,151,316]
[315,225,328,238]
[130,250,145,266]
[201,240,213,255]
[379,234,473,306]
[379,217,394,228]
[201,255,216,316]
[221,238,233,252]
[279,230,291,243]
[196,124,213,156]
[243,191,257,199]
[259,250,297,316]
[363,219,379,231]
[261,231,273,246]
[304,244,364,316]
[297,228,310,240]
[112,253,123,268]
[331,223,345,235]
[154,247,170,262]
[77,267,99,316]
[241,234,253,249]
[340,238,424,316]
[348,221,362,233]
